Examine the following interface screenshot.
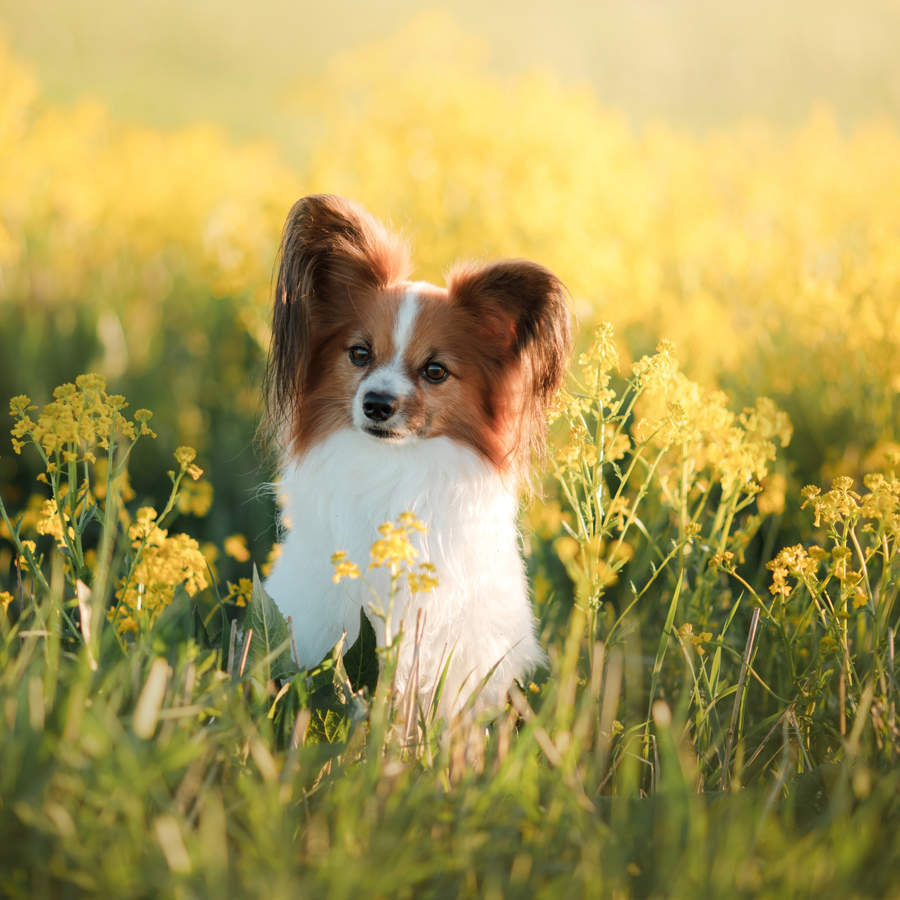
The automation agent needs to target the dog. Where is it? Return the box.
[263,194,570,717]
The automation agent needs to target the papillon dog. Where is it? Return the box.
[263,194,570,716]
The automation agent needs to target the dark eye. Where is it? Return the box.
[422,361,449,384]
[348,345,371,367]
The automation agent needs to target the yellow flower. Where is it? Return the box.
[802,477,861,527]
[369,518,421,572]
[35,498,70,549]
[329,515,439,593]
[133,409,156,437]
[129,506,160,543]
[677,622,713,655]
[710,550,736,572]
[9,395,32,417]
[8,374,150,462]
[407,562,439,594]
[554,535,579,563]
[112,517,209,634]
[177,479,213,517]
[0,591,13,615]
[224,534,251,563]
[330,550,361,583]
[767,543,819,598]
[577,322,620,388]
[397,510,426,532]
[225,577,253,607]
[16,540,37,571]
[174,446,203,481]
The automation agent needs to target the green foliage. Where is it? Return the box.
[243,567,298,684]
[1,371,898,895]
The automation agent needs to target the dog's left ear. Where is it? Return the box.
[448,259,572,405]
[265,194,410,445]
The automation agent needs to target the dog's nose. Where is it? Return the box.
[363,391,398,422]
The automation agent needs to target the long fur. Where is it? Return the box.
[266,430,545,712]
[263,194,571,717]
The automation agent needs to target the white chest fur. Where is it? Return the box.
[265,428,545,715]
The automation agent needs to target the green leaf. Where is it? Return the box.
[342,610,379,694]
[243,566,299,682]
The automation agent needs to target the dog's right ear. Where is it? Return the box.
[266,194,410,435]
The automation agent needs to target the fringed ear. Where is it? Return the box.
[447,259,571,472]
[447,259,571,405]
[265,195,411,439]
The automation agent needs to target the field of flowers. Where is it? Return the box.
[0,20,898,896]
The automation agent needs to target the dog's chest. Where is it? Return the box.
[278,429,520,579]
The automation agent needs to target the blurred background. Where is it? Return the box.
[5,0,900,133]
[1,0,899,586]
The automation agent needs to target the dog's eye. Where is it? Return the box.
[422,361,449,384]
[348,345,371,367]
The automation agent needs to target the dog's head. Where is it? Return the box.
[266,194,571,474]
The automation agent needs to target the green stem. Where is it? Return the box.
[0,493,50,594]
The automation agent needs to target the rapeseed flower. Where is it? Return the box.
[111,508,208,634]
[224,534,251,563]
[9,374,145,463]
[329,514,438,595]
[330,551,361,584]
[174,446,203,481]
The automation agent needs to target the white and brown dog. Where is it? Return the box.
[264,195,570,716]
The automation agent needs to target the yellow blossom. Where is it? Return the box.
[677,622,713,655]
[174,446,203,481]
[369,517,424,573]
[133,409,156,437]
[767,544,820,598]
[330,551,361,583]
[35,499,70,549]
[8,374,151,462]
[177,479,213,517]
[224,534,251,563]
[16,540,37,571]
[225,577,254,607]
[407,562,439,594]
[112,517,208,634]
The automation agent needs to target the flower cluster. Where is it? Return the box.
[800,471,900,538]
[632,343,792,500]
[111,507,209,634]
[768,464,899,632]
[330,551,362,584]
[223,576,253,608]
[173,446,204,482]
[766,543,823,599]
[369,514,425,575]
[676,622,713,656]
[35,498,72,549]
[329,512,439,596]
[9,374,154,462]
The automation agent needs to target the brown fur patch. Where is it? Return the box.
[264,195,411,450]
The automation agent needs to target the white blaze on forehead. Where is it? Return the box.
[356,288,421,399]
[392,289,420,363]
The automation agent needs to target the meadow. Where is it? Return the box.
[0,14,899,897]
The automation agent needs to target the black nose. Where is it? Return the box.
[363,391,398,423]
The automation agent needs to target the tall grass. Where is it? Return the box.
[0,354,897,895]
